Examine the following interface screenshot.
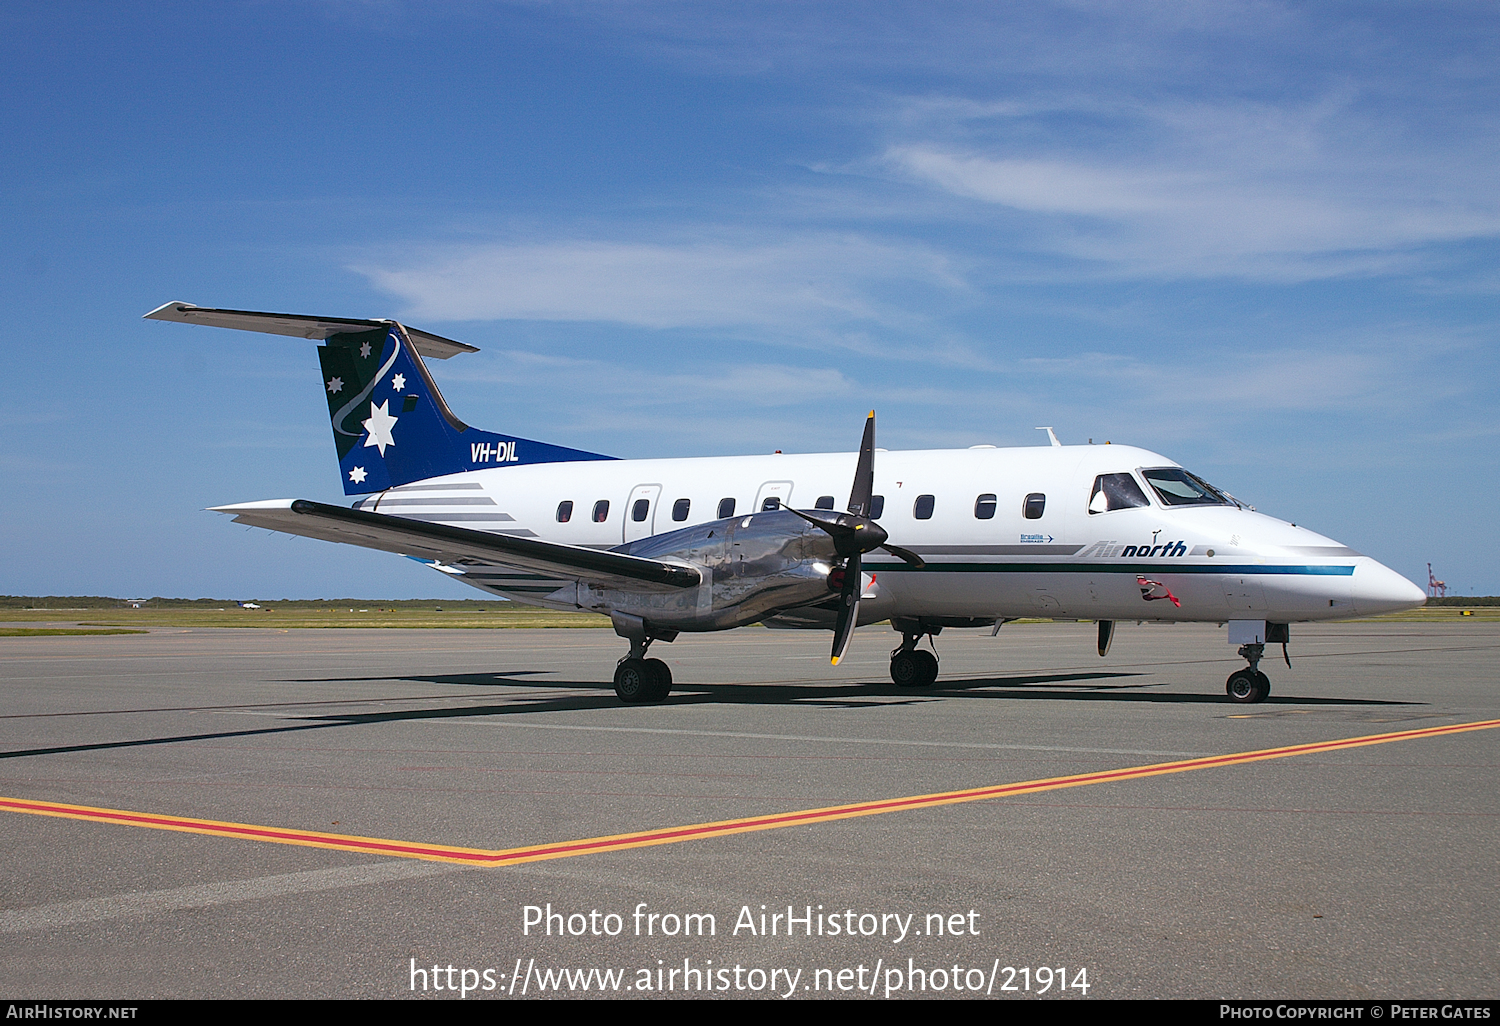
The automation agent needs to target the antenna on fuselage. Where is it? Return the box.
[1036,427,1061,447]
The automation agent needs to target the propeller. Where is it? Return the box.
[780,411,925,665]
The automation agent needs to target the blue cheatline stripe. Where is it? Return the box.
[864,562,1356,576]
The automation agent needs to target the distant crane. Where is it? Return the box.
[1427,563,1448,599]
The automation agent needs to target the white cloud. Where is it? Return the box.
[465,351,854,409]
[1020,348,1388,413]
[354,235,963,331]
[881,93,1500,281]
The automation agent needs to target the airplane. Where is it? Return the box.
[146,301,1427,705]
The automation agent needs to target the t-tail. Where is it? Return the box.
[145,302,614,494]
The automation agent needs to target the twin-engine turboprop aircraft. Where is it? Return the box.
[146,302,1426,704]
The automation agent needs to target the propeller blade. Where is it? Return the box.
[830,552,862,665]
[880,543,925,568]
[846,410,876,517]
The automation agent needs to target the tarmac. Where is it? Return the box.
[0,620,1496,999]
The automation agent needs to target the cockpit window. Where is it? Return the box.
[1141,468,1232,507]
[1088,473,1150,514]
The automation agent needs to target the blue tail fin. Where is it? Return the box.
[144,302,612,494]
[318,324,612,494]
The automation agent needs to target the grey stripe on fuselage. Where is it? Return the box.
[391,513,518,523]
[911,545,1083,556]
[369,497,499,507]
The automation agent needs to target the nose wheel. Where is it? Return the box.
[1226,642,1271,703]
[1226,668,1270,703]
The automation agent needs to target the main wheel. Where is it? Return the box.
[890,651,922,687]
[642,658,673,702]
[614,658,652,703]
[1226,668,1269,703]
[912,649,939,687]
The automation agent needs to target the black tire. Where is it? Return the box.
[890,651,922,687]
[614,658,651,703]
[912,649,939,688]
[642,658,673,702]
[1226,669,1268,703]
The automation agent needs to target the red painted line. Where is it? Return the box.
[3,718,1496,867]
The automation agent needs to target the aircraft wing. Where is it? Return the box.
[212,499,701,591]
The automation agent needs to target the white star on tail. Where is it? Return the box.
[391,373,406,391]
[362,400,398,456]
[360,340,372,358]
[349,466,368,484]
[326,376,343,394]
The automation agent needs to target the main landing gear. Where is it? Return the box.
[889,626,940,688]
[1226,642,1271,704]
[614,655,672,704]
[611,612,674,704]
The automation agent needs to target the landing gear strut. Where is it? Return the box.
[1225,642,1271,704]
[889,624,940,688]
[611,612,674,704]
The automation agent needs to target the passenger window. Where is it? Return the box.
[672,498,690,521]
[717,497,736,518]
[914,494,935,520]
[556,500,573,523]
[631,498,650,522]
[974,493,997,520]
[592,500,610,523]
[869,495,885,519]
[761,497,781,511]
[815,495,835,510]
[1023,493,1046,519]
[1088,474,1150,514]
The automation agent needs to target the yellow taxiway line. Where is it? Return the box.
[3,718,1496,867]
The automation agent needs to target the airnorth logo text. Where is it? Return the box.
[1079,540,1188,559]
[471,442,520,464]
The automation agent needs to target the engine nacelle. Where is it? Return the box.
[577,510,839,631]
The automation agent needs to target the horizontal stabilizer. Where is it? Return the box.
[212,499,701,591]
[144,302,479,360]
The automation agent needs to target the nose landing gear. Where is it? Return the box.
[1226,642,1271,703]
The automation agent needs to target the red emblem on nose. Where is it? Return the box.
[1137,576,1181,607]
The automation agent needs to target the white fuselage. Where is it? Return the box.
[351,443,1425,625]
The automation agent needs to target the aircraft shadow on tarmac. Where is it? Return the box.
[0,674,1421,762]
[378,669,1422,709]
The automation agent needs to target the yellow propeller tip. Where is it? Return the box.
[867,410,875,418]
[830,656,841,666]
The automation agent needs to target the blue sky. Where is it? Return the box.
[3,1,1496,599]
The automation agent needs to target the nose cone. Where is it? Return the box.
[1351,559,1427,617]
